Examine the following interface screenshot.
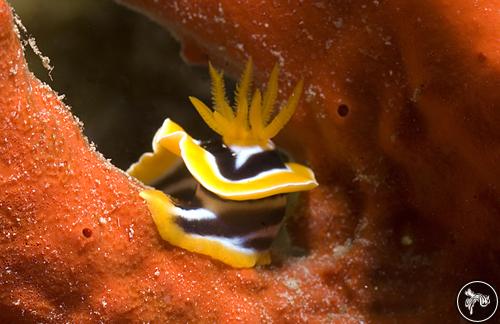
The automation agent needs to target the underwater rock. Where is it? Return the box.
[118,0,500,319]
[0,0,499,322]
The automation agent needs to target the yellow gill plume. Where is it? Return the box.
[189,59,303,147]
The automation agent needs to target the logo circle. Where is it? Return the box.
[457,281,498,322]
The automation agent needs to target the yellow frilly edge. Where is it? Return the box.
[126,119,183,185]
[182,136,318,200]
[128,118,317,200]
[140,189,270,268]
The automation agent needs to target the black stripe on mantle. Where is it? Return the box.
[200,139,289,181]
[173,185,287,251]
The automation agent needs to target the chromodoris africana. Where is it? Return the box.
[128,60,317,268]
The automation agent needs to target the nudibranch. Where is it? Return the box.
[127,60,318,268]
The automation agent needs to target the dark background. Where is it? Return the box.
[10,0,232,170]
